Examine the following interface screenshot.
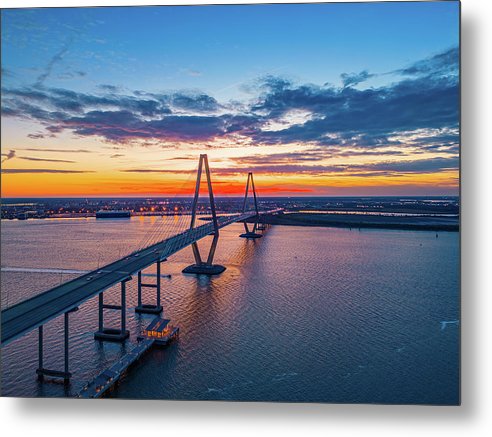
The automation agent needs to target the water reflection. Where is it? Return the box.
[1,220,459,404]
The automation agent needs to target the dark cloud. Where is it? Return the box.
[251,77,343,119]
[18,156,76,163]
[334,149,406,157]
[212,164,345,176]
[27,133,48,139]
[231,149,407,167]
[1,87,238,143]
[1,47,459,163]
[110,154,124,159]
[411,132,460,151]
[120,169,191,174]
[340,70,375,88]
[251,73,458,146]
[35,41,72,86]
[169,156,195,160]
[231,151,328,166]
[98,84,121,93]
[57,71,87,80]
[352,156,458,173]
[212,156,458,177]
[2,86,171,118]
[61,110,234,142]
[170,92,219,112]
[395,47,459,77]
[1,168,93,174]
[1,149,16,163]
[18,148,93,153]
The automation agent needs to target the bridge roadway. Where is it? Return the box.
[1,211,269,346]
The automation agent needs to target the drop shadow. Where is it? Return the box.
[459,9,479,419]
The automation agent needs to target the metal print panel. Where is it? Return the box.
[0,1,460,404]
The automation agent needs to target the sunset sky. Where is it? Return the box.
[1,2,460,198]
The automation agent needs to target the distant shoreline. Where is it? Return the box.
[1,212,460,232]
[248,212,459,232]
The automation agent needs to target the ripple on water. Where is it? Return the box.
[1,221,459,404]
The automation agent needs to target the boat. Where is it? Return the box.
[96,210,131,219]
[137,318,179,346]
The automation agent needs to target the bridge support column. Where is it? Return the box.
[256,216,267,231]
[182,232,226,275]
[239,222,262,239]
[182,154,225,276]
[135,261,164,314]
[36,308,78,383]
[239,172,262,239]
[94,278,131,342]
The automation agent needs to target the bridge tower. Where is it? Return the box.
[182,154,226,275]
[239,172,262,239]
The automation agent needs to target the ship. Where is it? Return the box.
[95,210,131,219]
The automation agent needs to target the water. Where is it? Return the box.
[0,217,459,404]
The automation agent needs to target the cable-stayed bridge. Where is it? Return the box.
[1,154,281,382]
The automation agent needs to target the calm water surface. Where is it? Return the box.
[0,217,459,404]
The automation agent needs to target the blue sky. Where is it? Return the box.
[1,2,460,197]
[2,3,459,96]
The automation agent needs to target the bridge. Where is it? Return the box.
[1,154,280,382]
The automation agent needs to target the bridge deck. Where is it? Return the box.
[1,212,261,346]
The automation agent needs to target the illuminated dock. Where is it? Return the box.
[78,338,155,398]
[77,318,179,399]
[138,318,179,345]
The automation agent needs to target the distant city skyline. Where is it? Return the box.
[1,2,459,197]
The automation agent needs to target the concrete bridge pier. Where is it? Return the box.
[94,277,131,342]
[36,307,78,383]
[239,221,263,239]
[182,232,226,275]
[135,261,164,314]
